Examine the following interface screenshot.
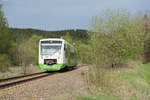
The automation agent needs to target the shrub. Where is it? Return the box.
[0,54,10,72]
[77,43,93,64]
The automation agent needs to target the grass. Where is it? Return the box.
[0,65,41,79]
[117,62,150,99]
[0,72,20,78]
[119,62,150,94]
[77,91,120,100]
[77,61,150,100]
[140,63,150,84]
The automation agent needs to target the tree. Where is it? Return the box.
[0,4,9,54]
[62,32,74,44]
[142,13,150,52]
[0,4,10,72]
[89,9,145,68]
[17,35,43,74]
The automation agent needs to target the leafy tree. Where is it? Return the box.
[0,4,9,54]
[89,9,145,68]
[77,43,92,63]
[0,4,10,71]
[142,13,150,52]
[62,32,90,62]
[26,35,43,64]
[62,32,74,44]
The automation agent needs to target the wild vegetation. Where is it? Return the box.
[77,9,150,100]
[1,3,150,99]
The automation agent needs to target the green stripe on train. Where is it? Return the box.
[38,64,65,71]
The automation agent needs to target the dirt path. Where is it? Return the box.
[0,65,89,100]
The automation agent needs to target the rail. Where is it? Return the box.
[0,71,56,89]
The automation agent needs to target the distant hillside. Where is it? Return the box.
[9,28,89,43]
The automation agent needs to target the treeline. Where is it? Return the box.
[10,28,88,43]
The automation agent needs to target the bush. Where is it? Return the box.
[77,43,93,64]
[62,32,91,63]
[85,67,108,88]
[0,54,10,72]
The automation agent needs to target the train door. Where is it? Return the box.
[64,43,68,65]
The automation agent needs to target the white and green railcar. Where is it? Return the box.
[38,38,77,71]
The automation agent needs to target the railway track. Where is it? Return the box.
[0,71,56,89]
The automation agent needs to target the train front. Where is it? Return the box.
[38,39,65,71]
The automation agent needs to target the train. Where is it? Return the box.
[38,38,77,71]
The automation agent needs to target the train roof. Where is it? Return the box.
[40,38,75,48]
[40,38,65,41]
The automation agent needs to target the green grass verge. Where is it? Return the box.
[119,62,150,89]
[117,61,150,99]
[0,72,20,79]
[77,91,120,100]
[77,61,150,100]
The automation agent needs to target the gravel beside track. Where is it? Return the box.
[0,65,88,100]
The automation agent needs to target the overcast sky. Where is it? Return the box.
[0,0,150,31]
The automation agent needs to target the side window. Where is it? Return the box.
[64,44,67,51]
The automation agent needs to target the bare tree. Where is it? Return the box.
[16,35,42,75]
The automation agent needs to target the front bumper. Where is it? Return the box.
[38,64,65,71]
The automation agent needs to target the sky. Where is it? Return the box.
[0,0,150,31]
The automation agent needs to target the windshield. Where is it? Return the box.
[41,45,61,54]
